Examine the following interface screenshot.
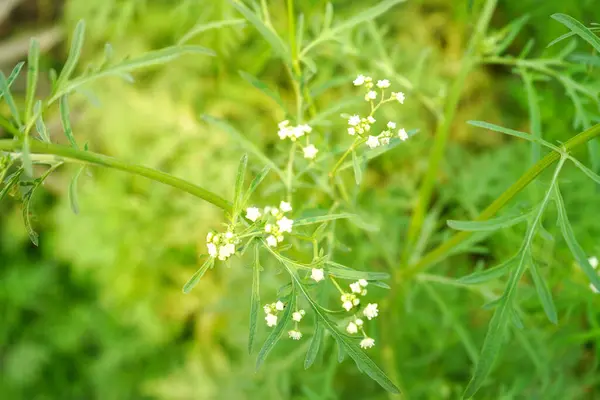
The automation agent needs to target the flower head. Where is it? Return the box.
[590,257,599,269]
[265,313,278,327]
[311,268,325,282]
[246,207,262,222]
[391,91,405,104]
[280,201,292,212]
[346,322,358,334]
[366,136,380,149]
[288,330,302,340]
[277,216,294,233]
[341,293,359,311]
[398,128,408,141]
[386,121,396,129]
[360,337,375,349]
[348,115,361,126]
[348,127,356,136]
[275,301,285,311]
[358,279,368,287]
[376,79,390,88]
[363,303,379,320]
[266,235,278,247]
[303,144,319,160]
[292,310,305,322]
[353,75,366,86]
[365,90,377,101]
[350,282,362,294]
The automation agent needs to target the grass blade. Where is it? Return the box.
[304,320,323,369]
[0,71,23,129]
[182,257,215,294]
[239,70,287,111]
[68,166,85,214]
[468,120,559,152]
[59,96,78,148]
[178,18,246,44]
[233,154,248,217]
[56,20,86,90]
[25,39,40,122]
[294,213,357,226]
[256,283,296,369]
[352,149,362,185]
[34,101,50,142]
[447,210,532,232]
[551,14,600,53]
[248,245,261,354]
[528,256,558,324]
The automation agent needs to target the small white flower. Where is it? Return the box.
[217,245,229,260]
[207,242,217,257]
[386,121,396,129]
[366,135,380,149]
[347,127,356,136]
[275,301,285,311]
[265,224,273,233]
[342,301,353,311]
[263,304,272,314]
[358,279,368,287]
[380,137,390,146]
[352,298,360,306]
[590,257,599,269]
[398,128,408,141]
[278,120,290,129]
[277,216,294,233]
[292,311,304,322]
[266,235,278,247]
[350,282,362,294]
[225,231,234,239]
[299,124,312,134]
[348,115,361,126]
[376,79,390,88]
[355,318,364,327]
[367,116,376,124]
[265,313,278,327]
[363,303,379,320]
[311,268,325,282]
[277,235,284,242]
[270,207,280,216]
[303,144,319,159]
[353,74,366,86]
[206,232,214,242]
[346,322,358,334]
[360,337,375,349]
[290,126,306,139]
[245,207,262,222]
[392,91,405,104]
[365,90,377,101]
[280,201,292,212]
[288,330,302,340]
[278,127,290,140]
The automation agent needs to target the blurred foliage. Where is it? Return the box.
[1,0,600,398]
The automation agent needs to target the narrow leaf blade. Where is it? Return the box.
[68,166,85,214]
[182,257,215,294]
[25,39,40,122]
[233,154,248,216]
[304,320,323,369]
[248,246,261,354]
[551,14,600,53]
[447,210,532,232]
[294,213,357,226]
[59,96,78,148]
[528,258,558,324]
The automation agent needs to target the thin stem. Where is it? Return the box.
[0,139,232,212]
[329,276,345,294]
[329,139,359,178]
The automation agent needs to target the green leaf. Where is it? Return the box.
[304,320,323,369]
[25,39,40,122]
[569,156,600,184]
[547,31,577,48]
[322,2,334,31]
[495,15,530,55]
[203,114,285,180]
[294,213,357,227]
[233,154,248,217]
[59,96,78,148]
[53,46,214,101]
[457,257,514,284]
[22,136,32,177]
[56,20,86,90]
[0,71,23,129]
[447,210,532,232]
[553,185,600,292]
[182,257,214,294]
[528,257,557,324]
[34,101,50,142]
[248,245,261,354]
[178,18,246,44]
[238,70,287,111]
[228,0,292,65]
[0,169,23,201]
[551,14,600,53]
[520,70,541,165]
[468,121,559,152]
[325,261,390,281]
[351,150,362,185]
[68,166,85,215]
[0,62,25,101]
[242,166,270,206]
[256,284,296,369]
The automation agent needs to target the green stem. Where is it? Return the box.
[0,139,232,212]
[400,121,600,281]
[400,0,498,265]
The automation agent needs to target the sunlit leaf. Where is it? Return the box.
[34,101,50,143]
[0,71,22,129]
[233,154,248,217]
[352,150,362,185]
[55,20,86,90]
[0,62,25,101]
[182,257,215,294]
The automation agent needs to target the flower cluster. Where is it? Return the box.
[348,75,409,149]
[277,120,319,160]
[340,279,369,311]
[206,229,238,260]
[311,268,325,282]
[264,300,285,327]
[245,201,294,247]
[288,309,306,340]
[590,256,599,294]
[339,279,379,349]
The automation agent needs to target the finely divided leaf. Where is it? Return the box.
[248,245,261,354]
[528,256,558,324]
[352,149,362,185]
[56,20,86,90]
[569,156,600,184]
[325,261,390,281]
[34,101,50,142]
[551,14,600,53]
[179,18,246,44]
[468,120,558,151]
[59,96,78,148]
[447,210,532,232]
[234,154,248,216]
[457,257,514,285]
[242,166,270,206]
[182,257,215,293]
[0,71,23,129]
[68,166,85,214]
[0,62,25,101]
[25,39,40,122]
[304,320,323,369]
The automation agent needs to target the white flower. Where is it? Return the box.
[358,279,368,287]
[398,128,408,141]
[218,243,235,260]
[366,135,380,149]
[206,232,214,242]
[365,90,377,101]
[360,337,375,349]
[386,121,396,129]
[347,127,356,136]
[346,322,358,334]
[363,303,379,320]
[266,235,278,247]
[263,304,272,314]
[342,301,353,311]
[367,116,376,124]
[277,216,294,233]
[354,318,363,327]
[270,207,280,216]
[348,115,361,126]
[303,144,318,159]
[376,79,390,88]
[392,91,405,104]
[299,124,312,134]
[265,313,278,327]
[225,231,234,239]
[277,235,284,242]
[275,301,285,311]
[280,201,292,212]
[292,311,304,322]
[291,126,306,139]
[353,74,366,86]
[590,257,599,269]
[288,330,302,340]
[311,268,325,282]
[278,120,290,129]
[353,298,360,306]
[265,224,273,233]
[207,242,217,257]
[350,282,362,294]
[245,207,262,222]
[380,137,390,146]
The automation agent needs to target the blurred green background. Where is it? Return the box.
[1,0,599,398]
